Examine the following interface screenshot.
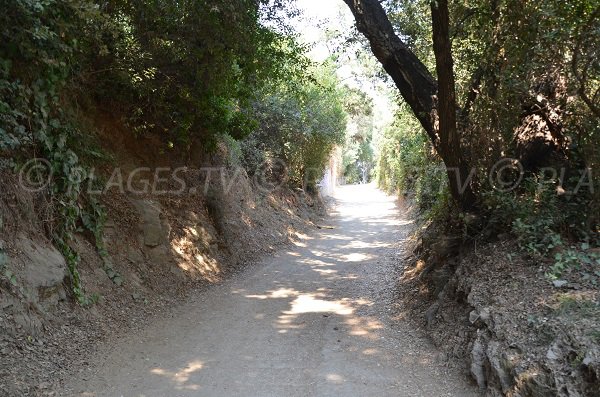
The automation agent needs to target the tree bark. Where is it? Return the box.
[430,0,476,208]
[342,0,438,147]
[343,0,476,209]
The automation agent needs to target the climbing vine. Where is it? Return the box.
[1,0,107,303]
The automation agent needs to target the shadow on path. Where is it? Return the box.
[67,184,478,397]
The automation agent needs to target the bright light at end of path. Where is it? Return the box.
[333,184,410,225]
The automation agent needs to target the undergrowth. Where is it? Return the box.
[481,172,599,282]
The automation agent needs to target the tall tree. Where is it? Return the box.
[342,0,475,209]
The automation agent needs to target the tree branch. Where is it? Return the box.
[342,0,439,148]
[343,0,476,208]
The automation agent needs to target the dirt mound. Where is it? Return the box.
[0,114,326,395]
[397,235,600,396]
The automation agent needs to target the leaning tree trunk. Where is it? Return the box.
[343,0,476,209]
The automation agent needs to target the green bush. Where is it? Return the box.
[341,87,375,184]
[220,134,243,169]
[480,171,599,280]
[243,63,346,191]
[377,107,448,215]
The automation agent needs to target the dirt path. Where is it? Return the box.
[63,184,478,396]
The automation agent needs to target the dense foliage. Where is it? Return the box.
[89,0,306,144]
[375,1,599,210]
[341,87,375,184]
[377,104,447,214]
[371,0,600,274]
[241,63,346,191]
[0,0,349,300]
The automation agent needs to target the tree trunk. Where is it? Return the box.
[342,0,438,144]
[430,0,476,208]
[342,0,476,209]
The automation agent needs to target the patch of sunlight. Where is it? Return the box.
[277,313,307,329]
[345,316,383,339]
[341,240,391,249]
[353,298,373,306]
[365,218,410,226]
[302,257,335,267]
[150,360,204,390]
[342,252,372,262]
[326,373,345,384]
[321,233,353,241]
[245,287,299,300]
[288,228,312,239]
[362,348,380,355]
[171,232,221,282]
[241,212,253,227]
[401,259,426,280]
[287,294,354,315]
[293,231,312,240]
[312,268,337,275]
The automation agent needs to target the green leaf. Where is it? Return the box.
[581,242,590,251]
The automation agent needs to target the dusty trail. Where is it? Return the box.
[64,184,478,396]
